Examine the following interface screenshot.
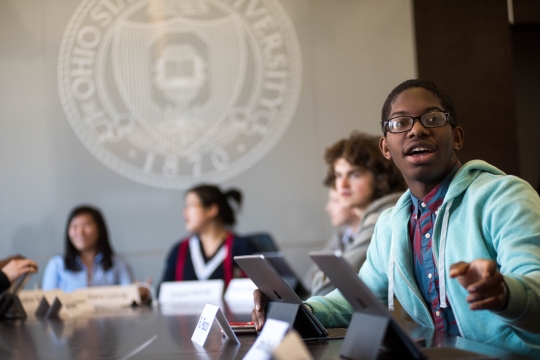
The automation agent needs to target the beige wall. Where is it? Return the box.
[0,0,416,285]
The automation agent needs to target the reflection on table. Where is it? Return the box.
[0,306,535,360]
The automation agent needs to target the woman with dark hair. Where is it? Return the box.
[42,206,134,292]
[160,184,254,286]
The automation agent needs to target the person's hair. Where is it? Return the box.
[324,132,406,198]
[187,184,242,227]
[380,79,457,135]
[64,205,114,272]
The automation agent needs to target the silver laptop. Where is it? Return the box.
[234,254,345,340]
[309,250,496,360]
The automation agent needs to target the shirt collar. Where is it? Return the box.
[341,226,354,244]
[410,161,461,214]
[75,252,103,265]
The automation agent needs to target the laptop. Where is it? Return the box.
[234,254,346,340]
[309,250,495,360]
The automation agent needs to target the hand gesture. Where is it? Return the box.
[2,259,38,283]
[251,289,269,331]
[0,255,24,270]
[449,259,507,311]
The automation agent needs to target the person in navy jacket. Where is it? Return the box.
[161,184,254,287]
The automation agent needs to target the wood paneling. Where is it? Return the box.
[513,0,540,25]
[414,0,518,175]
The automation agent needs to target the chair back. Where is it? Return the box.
[243,233,279,253]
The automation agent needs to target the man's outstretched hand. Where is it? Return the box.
[251,289,269,331]
[449,259,508,311]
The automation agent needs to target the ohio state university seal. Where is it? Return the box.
[58,0,302,188]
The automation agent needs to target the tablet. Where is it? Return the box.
[234,254,331,340]
[309,250,494,360]
[2,273,30,297]
[260,252,309,299]
[257,252,298,289]
[309,251,393,317]
[0,273,31,319]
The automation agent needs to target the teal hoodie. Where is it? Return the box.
[307,160,540,357]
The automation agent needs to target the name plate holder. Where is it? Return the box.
[265,302,322,339]
[35,297,50,317]
[35,291,92,319]
[340,312,423,360]
[35,297,62,319]
[191,303,239,347]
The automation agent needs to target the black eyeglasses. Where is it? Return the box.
[385,111,453,134]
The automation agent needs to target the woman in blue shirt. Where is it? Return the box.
[42,206,134,292]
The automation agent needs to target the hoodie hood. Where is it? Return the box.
[392,160,506,212]
[445,160,506,201]
[387,160,506,315]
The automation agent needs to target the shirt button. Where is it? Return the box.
[435,210,439,216]
[428,273,432,279]
[425,233,430,239]
[436,311,440,317]
[421,202,426,208]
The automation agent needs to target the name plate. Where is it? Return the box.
[159,280,224,304]
[59,292,93,316]
[273,330,314,360]
[38,291,91,318]
[223,278,257,314]
[243,319,290,360]
[75,285,140,308]
[19,290,52,313]
[224,278,257,303]
[191,303,239,347]
[20,290,74,317]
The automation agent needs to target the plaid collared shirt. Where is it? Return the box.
[409,162,461,335]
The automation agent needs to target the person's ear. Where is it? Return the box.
[452,126,464,152]
[379,136,392,160]
[206,204,220,219]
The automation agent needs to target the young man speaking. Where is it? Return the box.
[253,80,540,356]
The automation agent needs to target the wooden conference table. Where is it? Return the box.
[0,306,534,360]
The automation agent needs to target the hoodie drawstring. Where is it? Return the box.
[388,234,395,311]
[438,199,453,308]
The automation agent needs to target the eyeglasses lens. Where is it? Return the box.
[420,112,447,127]
[387,112,447,133]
